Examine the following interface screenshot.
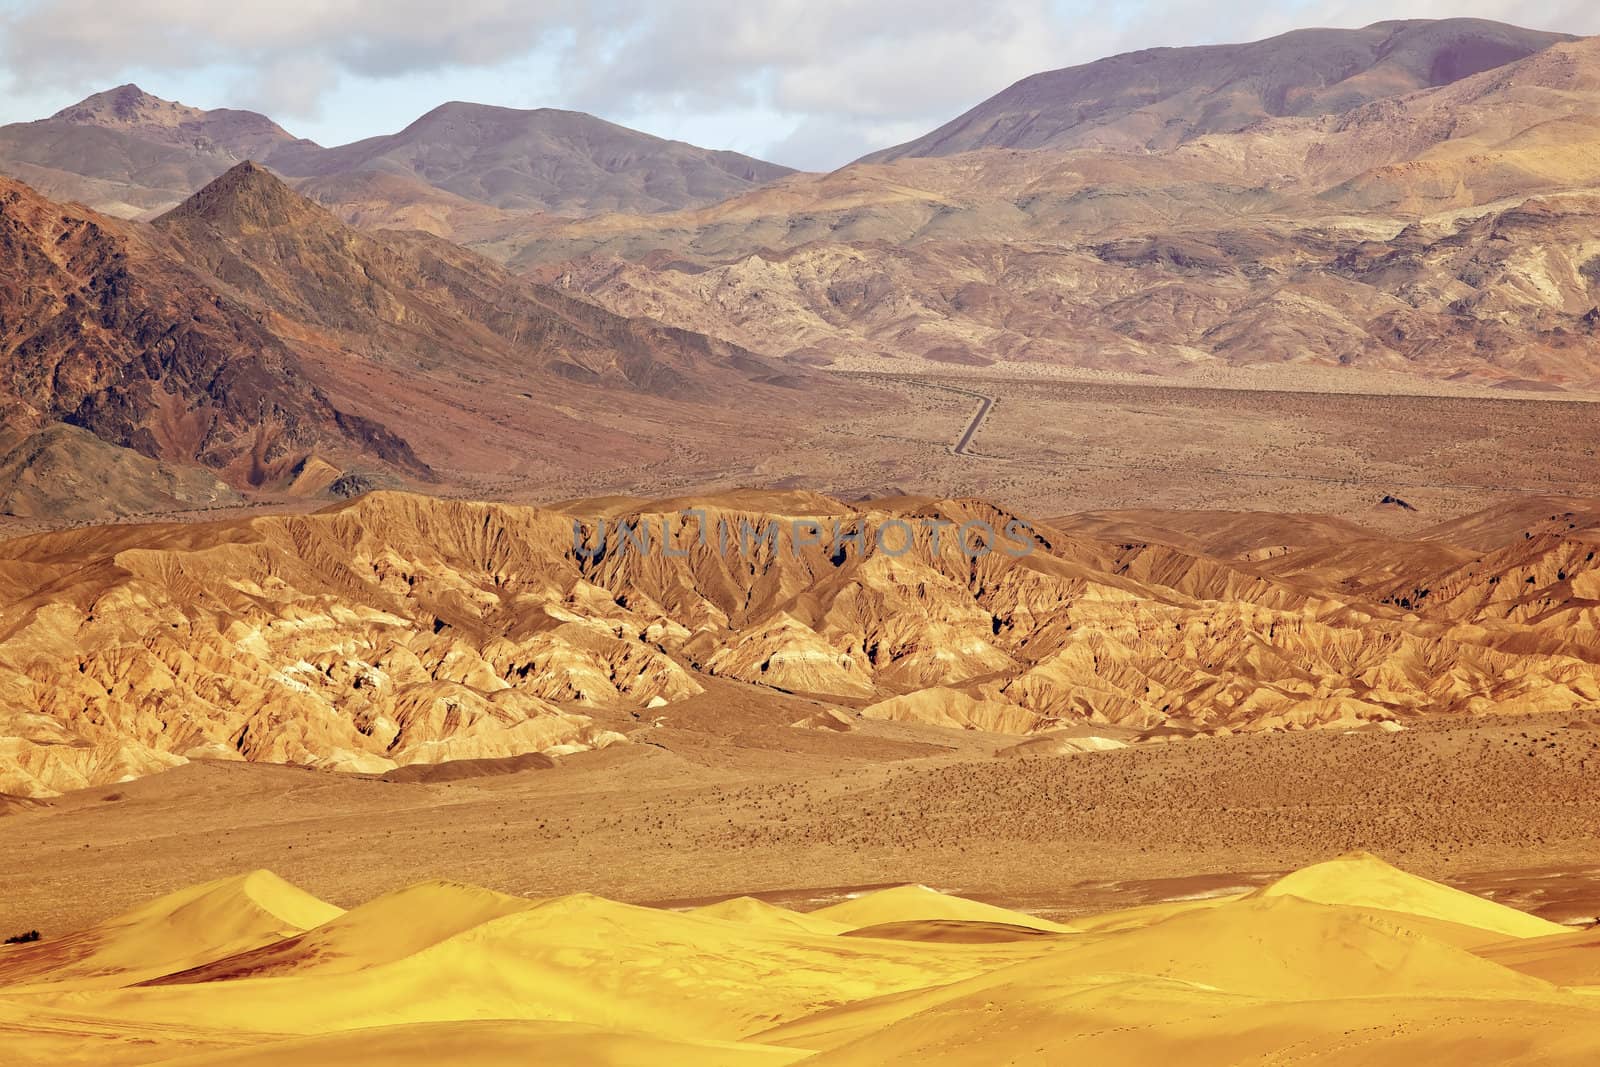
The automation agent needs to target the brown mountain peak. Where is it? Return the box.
[50,83,206,129]
[156,160,328,233]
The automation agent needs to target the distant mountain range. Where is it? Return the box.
[859,18,1573,161]
[0,85,794,219]
[512,20,1600,388]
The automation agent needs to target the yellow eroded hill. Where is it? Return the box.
[6,491,1600,798]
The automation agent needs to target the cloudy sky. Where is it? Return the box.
[0,0,1596,169]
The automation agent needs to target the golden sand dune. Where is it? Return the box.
[691,897,852,937]
[0,1005,810,1067]
[1479,926,1600,986]
[122,895,1029,1041]
[812,885,1076,934]
[144,881,538,984]
[838,919,1068,944]
[0,871,341,993]
[784,973,1600,1066]
[4,856,1599,1065]
[147,1022,811,1067]
[1067,892,1247,934]
[1254,851,1571,941]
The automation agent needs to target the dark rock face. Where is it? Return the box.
[0,175,427,480]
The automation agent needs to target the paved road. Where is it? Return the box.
[951,389,995,456]
[858,374,998,456]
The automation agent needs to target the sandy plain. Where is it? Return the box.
[6,702,1600,1065]
[6,370,1597,540]
[8,690,1600,938]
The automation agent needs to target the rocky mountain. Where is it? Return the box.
[153,162,798,399]
[546,190,1600,382]
[0,165,822,515]
[148,162,815,487]
[860,19,1572,161]
[0,87,794,220]
[46,84,302,157]
[3,488,1598,796]
[0,173,423,486]
[521,30,1600,387]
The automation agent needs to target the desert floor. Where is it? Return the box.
[6,370,1598,539]
[8,677,1600,938]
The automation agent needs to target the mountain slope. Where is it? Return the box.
[1,167,826,514]
[152,162,803,400]
[269,102,795,215]
[0,424,240,521]
[861,19,1572,162]
[530,33,1600,385]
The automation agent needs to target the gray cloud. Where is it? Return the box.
[2,0,1596,169]
[0,1,577,82]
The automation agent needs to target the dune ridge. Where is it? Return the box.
[3,855,1599,1065]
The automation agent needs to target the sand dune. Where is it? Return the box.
[1254,851,1571,941]
[144,881,538,984]
[147,1021,810,1067]
[0,871,341,992]
[812,885,1076,933]
[691,897,852,937]
[4,856,1598,1064]
[1479,926,1600,986]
